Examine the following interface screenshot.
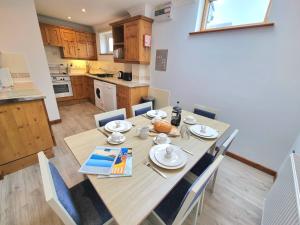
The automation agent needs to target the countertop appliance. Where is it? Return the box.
[0,68,14,87]
[94,80,117,111]
[122,72,132,81]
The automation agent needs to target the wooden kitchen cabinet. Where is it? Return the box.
[70,76,89,99]
[117,85,149,117]
[39,23,62,47]
[110,15,153,64]
[87,77,95,104]
[60,28,78,58]
[0,100,54,178]
[38,23,97,60]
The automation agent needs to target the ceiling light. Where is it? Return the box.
[68,16,72,20]
[81,8,86,13]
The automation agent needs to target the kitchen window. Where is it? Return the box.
[99,31,113,54]
[197,0,272,33]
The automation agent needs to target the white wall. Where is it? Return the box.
[0,0,60,121]
[150,0,300,170]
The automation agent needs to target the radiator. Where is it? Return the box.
[262,154,300,225]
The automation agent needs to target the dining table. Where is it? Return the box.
[64,106,230,225]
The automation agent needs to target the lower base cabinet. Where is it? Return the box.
[0,99,55,178]
[117,85,149,118]
[57,76,148,117]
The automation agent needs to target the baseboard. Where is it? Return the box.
[226,151,277,178]
[49,119,62,125]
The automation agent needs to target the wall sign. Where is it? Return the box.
[155,49,168,71]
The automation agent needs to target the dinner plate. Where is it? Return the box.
[105,120,132,133]
[149,144,187,169]
[107,136,126,145]
[146,110,167,118]
[189,124,219,139]
[153,136,171,145]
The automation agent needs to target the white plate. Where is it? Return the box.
[153,136,171,145]
[105,120,132,133]
[154,148,183,167]
[149,144,187,169]
[183,118,197,125]
[107,135,126,145]
[189,125,219,139]
[147,110,167,118]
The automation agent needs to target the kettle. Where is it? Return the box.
[117,71,124,79]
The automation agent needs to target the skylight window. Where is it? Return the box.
[201,0,271,30]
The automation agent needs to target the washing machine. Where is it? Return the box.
[94,80,117,111]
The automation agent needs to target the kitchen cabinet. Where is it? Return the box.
[38,23,97,60]
[39,23,62,47]
[0,100,54,178]
[70,76,89,99]
[110,15,153,64]
[87,77,95,104]
[117,85,149,117]
[39,23,48,45]
[60,28,78,58]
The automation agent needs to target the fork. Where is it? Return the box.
[144,160,167,179]
[97,128,109,137]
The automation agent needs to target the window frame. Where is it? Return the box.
[99,30,113,55]
[199,0,273,32]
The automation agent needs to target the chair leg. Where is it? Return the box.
[210,168,219,193]
[198,190,205,216]
[193,196,202,224]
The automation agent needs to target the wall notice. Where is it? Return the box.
[155,49,168,71]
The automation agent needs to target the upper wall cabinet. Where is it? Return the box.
[40,23,62,47]
[38,23,97,60]
[110,15,153,64]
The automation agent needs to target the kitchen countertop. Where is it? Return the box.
[71,74,149,88]
[0,82,45,104]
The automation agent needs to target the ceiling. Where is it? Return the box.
[34,0,168,26]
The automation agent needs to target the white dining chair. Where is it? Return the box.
[149,154,225,225]
[94,108,126,128]
[189,129,239,193]
[38,152,113,225]
[193,104,217,119]
[131,102,153,117]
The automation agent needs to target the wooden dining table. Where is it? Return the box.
[64,106,230,225]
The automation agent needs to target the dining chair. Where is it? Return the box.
[38,152,113,225]
[94,108,126,128]
[149,154,225,225]
[131,102,153,117]
[193,104,217,119]
[190,129,239,193]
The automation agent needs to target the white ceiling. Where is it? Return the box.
[34,0,168,26]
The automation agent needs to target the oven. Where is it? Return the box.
[52,76,73,98]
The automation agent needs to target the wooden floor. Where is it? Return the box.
[0,101,273,225]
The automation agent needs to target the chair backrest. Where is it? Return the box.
[173,154,225,225]
[217,129,239,156]
[94,108,126,128]
[193,104,217,119]
[131,102,153,117]
[38,152,79,225]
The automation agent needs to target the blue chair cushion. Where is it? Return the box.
[98,114,125,127]
[134,106,152,116]
[49,162,81,225]
[70,179,112,225]
[193,108,216,119]
[154,178,191,225]
[191,153,215,176]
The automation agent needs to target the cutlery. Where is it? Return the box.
[180,147,193,155]
[142,114,151,120]
[97,128,109,137]
[144,160,167,179]
[148,132,178,138]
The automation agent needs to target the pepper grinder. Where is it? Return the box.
[171,101,182,127]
